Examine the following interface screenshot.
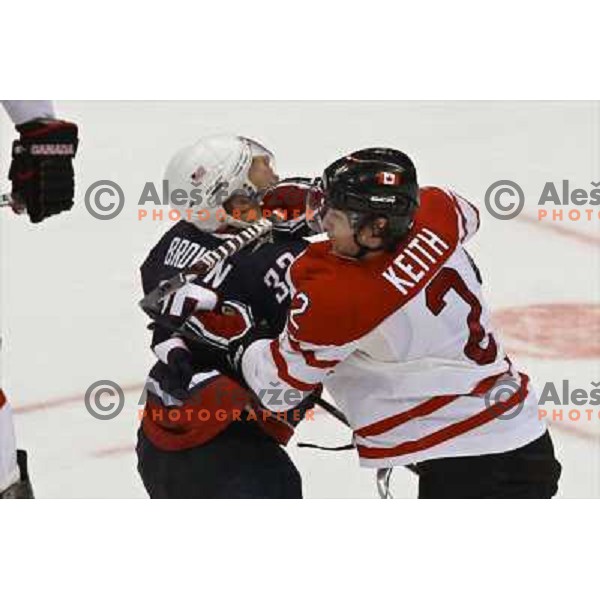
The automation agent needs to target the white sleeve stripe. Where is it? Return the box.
[144,377,183,407]
[189,370,222,388]
[170,283,218,316]
[153,337,188,364]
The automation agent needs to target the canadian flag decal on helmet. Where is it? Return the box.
[376,171,401,186]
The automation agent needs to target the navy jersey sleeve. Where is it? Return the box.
[140,222,224,347]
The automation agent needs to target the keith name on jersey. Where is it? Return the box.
[382,227,450,295]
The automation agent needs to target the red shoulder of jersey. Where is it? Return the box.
[287,187,469,346]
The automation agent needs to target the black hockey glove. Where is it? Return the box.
[9,118,79,223]
[182,300,271,381]
[153,338,195,398]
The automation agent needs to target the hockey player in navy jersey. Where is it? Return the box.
[0,101,78,499]
[137,134,319,498]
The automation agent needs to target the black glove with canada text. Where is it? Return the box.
[9,118,79,223]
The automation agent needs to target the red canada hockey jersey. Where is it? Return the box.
[242,187,545,467]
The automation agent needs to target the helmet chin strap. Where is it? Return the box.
[352,235,372,259]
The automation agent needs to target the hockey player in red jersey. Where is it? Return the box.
[137,135,319,498]
[183,147,562,498]
[0,100,79,499]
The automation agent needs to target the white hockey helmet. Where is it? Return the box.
[164,134,275,231]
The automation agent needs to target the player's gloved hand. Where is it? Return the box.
[183,300,268,377]
[153,337,195,397]
[261,177,322,225]
[8,118,79,223]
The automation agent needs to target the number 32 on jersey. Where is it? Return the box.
[263,252,296,303]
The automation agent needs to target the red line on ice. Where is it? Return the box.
[13,382,145,414]
[518,213,600,248]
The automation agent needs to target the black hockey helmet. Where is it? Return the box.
[315,148,420,250]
